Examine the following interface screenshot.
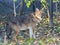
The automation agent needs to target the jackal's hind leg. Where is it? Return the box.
[13,31,19,42]
[32,26,36,39]
[29,27,33,38]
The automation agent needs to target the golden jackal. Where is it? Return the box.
[6,8,43,41]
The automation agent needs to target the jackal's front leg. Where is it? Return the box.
[13,31,19,42]
[29,27,33,38]
[28,27,36,38]
[32,26,36,38]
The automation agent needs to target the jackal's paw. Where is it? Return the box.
[12,37,17,42]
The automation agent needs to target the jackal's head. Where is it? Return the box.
[34,8,44,23]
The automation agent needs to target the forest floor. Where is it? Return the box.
[0,13,60,45]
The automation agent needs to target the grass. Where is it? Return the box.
[0,12,60,45]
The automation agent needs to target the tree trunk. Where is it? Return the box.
[19,0,24,15]
[13,2,16,17]
[47,7,50,23]
[56,2,58,20]
[49,0,53,27]
[49,0,54,36]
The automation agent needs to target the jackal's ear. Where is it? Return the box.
[36,8,40,11]
[36,8,44,11]
[39,8,44,14]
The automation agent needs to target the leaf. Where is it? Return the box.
[13,0,17,2]
[24,0,34,8]
[53,0,58,3]
[26,1,31,8]
[24,0,28,3]
[39,40,44,45]
[47,38,53,43]
[56,27,60,33]
[39,0,47,9]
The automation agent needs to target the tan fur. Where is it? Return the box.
[7,8,43,42]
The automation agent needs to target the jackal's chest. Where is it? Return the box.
[19,26,29,30]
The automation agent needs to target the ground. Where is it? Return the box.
[0,12,60,45]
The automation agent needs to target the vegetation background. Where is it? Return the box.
[0,0,60,45]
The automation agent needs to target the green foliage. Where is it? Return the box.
[39,0,47,9]
[24,0,34,8]
[24,0,47,8]
[12,0,59,8]
[56,27,60,33]
[13,0,17,2]
[26,1,31,8]
[24,0,48,9]
[53,0,58,3]
[21,38,34,45]
[39,39,44,45]
[46,38,54,43]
